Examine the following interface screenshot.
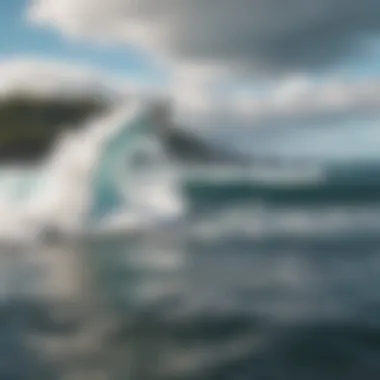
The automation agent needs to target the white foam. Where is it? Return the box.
[0,101,185,242]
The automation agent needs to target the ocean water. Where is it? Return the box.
[3,172,380,380]
[0,107,380,379]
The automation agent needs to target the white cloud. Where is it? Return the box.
[0,58,126,101]
[28,0,380,73]
[176,76,380,128]
[237,77,380,124]
[0,57,169,104]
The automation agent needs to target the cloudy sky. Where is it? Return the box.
[2,0,380,160]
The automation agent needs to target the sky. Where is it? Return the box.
[0,1,167,81]
[2,0,380,160]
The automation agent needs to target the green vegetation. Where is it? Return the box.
[0,94,109,161]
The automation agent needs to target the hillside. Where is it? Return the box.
[0,95,108,162]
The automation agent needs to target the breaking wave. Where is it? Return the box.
[0,101,185,241]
